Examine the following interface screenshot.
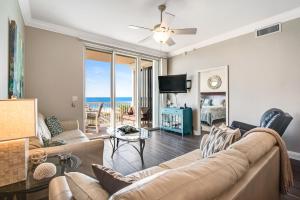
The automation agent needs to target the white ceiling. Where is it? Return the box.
[21,0,300,56]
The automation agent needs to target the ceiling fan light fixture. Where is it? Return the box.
[153,31,170,44]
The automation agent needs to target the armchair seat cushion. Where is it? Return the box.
[52,130,89,144]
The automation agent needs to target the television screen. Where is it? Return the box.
[158,74,187,93]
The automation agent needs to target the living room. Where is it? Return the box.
[1,0,300,199]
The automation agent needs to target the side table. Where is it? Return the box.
[0,154,81,200]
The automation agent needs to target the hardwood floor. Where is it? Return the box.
[284,159,300,200]
[102,130,300,199]
[103,130,203,175]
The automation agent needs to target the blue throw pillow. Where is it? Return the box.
[45,116,64,136]
[203,98,212,106]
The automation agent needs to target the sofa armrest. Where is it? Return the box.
[200,134,209,150]
[49,176,72,200]
[30,139,105,177]
[61,120,79,131]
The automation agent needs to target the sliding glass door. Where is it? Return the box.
[84,50,112,133]
[114,54,137,127]
[84,48,160,133]
[139,59,154,128]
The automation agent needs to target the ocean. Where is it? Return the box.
[86,97,132,103]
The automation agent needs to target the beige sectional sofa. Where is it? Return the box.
[30,114,104,177]
[49,130,281,200]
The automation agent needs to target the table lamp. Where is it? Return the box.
[0,99,37,187]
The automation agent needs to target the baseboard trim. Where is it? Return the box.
[193,130,201,136]
[288,151,300,161]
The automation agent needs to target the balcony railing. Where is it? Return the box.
[85,101,132,127]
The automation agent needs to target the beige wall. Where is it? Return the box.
[168,18,300,152]
[25,27,84,129]
[0,0,25,99]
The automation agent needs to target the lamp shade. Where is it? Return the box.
[0,99,37,141]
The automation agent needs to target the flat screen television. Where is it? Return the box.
[158,74,187,93]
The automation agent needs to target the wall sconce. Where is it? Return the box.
[71,96,78,108]
[186,80,192,90]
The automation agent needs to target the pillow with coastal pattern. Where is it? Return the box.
[201,126,237,158]
[45,116,64,136]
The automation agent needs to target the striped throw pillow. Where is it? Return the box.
[201,126,235,158]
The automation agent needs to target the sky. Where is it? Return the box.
[85,59,133,97]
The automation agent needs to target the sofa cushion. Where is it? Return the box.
[159,149,202,169]
[229,131,276,165]
[37,113,52,145]
[60,120,79,131]
[65,172,109,200]
[92,164,137,195]
[43,139,66,147]
[51,130,89,144]
[45,116,64,136]
[126,166,166,181]
[110,149,249,200]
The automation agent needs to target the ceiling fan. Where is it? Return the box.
[128,4,197,46]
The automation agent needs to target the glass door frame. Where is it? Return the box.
[112,52,139,128]
[84,45,161,131]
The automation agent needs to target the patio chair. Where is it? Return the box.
[86,103,104,133]
[121,107,151,127]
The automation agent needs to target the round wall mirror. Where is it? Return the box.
[207,75,222,89]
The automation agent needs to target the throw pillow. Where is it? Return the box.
[220,99,226,107]
[203,98,212,106]
[201,126,237,158]
[45,116,64,136]
[37,113,52,144]
[219,123,241,142]
[92,164,137,195]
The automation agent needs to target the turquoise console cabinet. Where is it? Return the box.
[160,107,193,136]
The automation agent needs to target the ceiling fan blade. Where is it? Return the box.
[172,28,197,35]
[128,25,152,31]
[165,11,175,17]
[138,34,153,43]
[165,37,176,46]
[160,12,175,28]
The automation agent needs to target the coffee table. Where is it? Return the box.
[109,128,151,165]
[0,154,81,200]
